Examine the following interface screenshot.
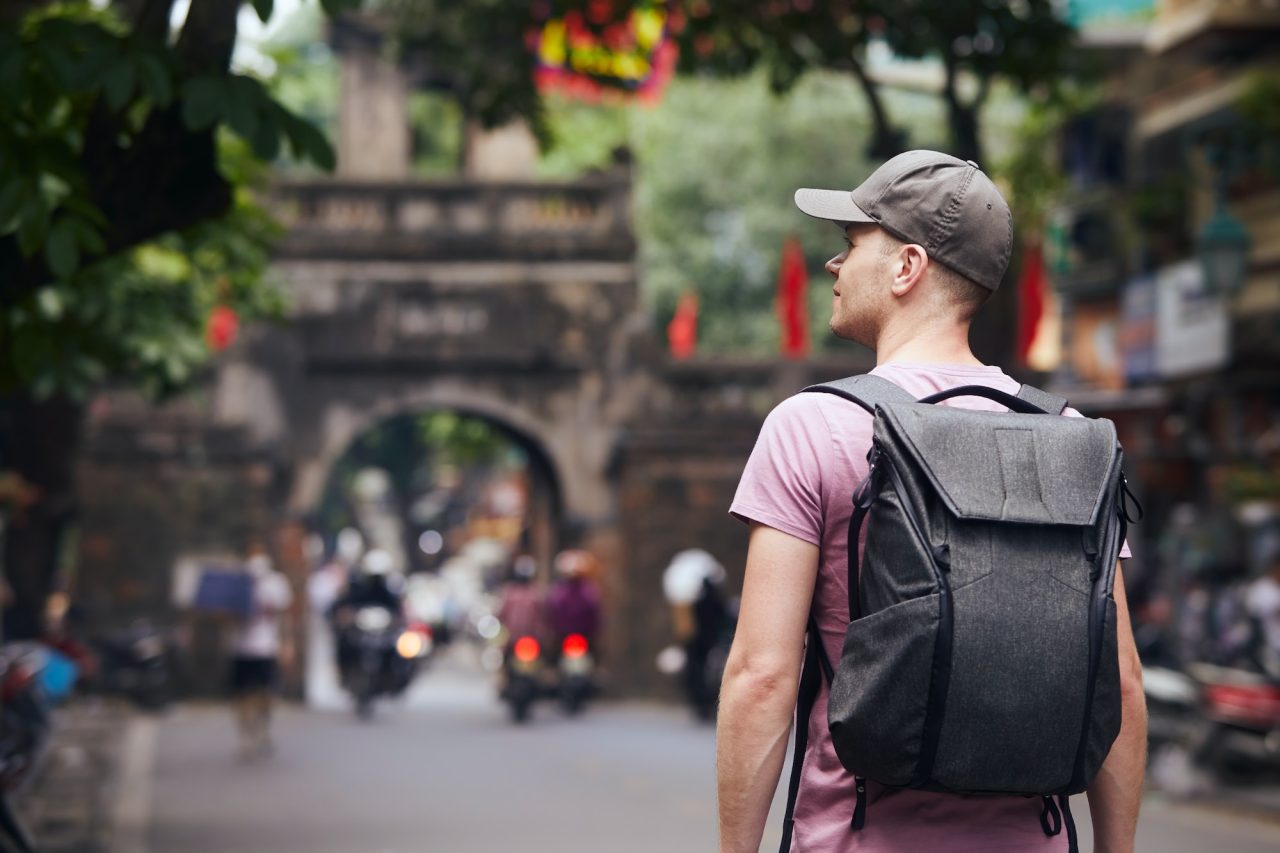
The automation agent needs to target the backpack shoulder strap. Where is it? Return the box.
[779,619,834,853]
[1015,384,1069,415]
[802,374,914,415]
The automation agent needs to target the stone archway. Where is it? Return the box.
[298,398,568,709]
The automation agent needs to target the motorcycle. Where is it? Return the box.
[501,635,544,724]
[334,605,430,719]
[556,633,596,716]
[1144,662,1199,755]
[92,621,173,711]
[0,646,55,853]
[1186,661,1280,780]
[1146,659,1280,791]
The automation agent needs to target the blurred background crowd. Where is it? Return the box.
[1,1,1279,851]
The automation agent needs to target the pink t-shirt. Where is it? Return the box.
[731,362,1128,852]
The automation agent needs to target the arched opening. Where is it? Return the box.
[302,408,562,708]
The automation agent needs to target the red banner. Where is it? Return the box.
[1016,242,1046,366]
[777,236,809,359]
[667,291,698,359]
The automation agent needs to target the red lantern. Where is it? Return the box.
[206,305,239,352]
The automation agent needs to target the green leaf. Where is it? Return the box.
[224,75,263,141]
[62,195,108,229]
[249,115,281,162]
[252,0,274,23]
[102,58,136,111]
[46,218,79,278]
[181,76,226,131]
[280,111,336,171]
[135,54,173,107]
[36,287,65,321]
[70,217,106,254]
[0,180,26,228]
[16,199,49,257]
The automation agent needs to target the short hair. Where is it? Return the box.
[879,232,991,322]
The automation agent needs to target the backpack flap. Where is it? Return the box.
[874,402,1120,527]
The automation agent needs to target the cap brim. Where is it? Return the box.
[794,188,876,226]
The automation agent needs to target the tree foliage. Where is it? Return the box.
[629,71,955,353]
[0,0,345,307]
[671,0,1077,164]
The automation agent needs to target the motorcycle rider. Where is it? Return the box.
[329,549,404,674]
[662,549,735,719]
[496,555,546,648]
[546,549,602,659]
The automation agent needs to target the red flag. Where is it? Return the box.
[1016,241,1046,366]
[777,236,809,359]
[667,292,698,359]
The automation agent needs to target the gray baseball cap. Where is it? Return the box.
[794,150,1012,291]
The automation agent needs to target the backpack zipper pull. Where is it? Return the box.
[851,777,867,830]
[1118,474,1144,523]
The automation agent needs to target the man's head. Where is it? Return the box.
[794,150,1011,347]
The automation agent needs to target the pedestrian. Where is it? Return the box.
[229,544,293,762]
[1245,541,1280,677]
[717,151,1146,852]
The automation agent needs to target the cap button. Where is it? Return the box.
[965,159,980,170]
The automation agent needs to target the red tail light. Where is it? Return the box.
[513,637,540,663]
[562,634,589,658]
[1203,683,1280,728]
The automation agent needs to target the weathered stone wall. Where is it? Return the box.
[76,410,282,695]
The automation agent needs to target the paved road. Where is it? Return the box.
[140,657,1280,853]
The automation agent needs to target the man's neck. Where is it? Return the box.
[873,318,982,367]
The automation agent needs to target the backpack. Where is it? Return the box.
[779,375,1141,853]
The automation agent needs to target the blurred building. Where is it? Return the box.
[1046,0,1280,600]
[72,17,865,700]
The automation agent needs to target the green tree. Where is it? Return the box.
[0,0,554,636]
[672,0,1077,165]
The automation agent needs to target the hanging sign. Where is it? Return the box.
[533,2,678,102]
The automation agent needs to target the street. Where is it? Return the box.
[127,656,1280,853]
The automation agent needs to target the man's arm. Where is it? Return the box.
[1086,561,1147,853]
[717,523,820,853]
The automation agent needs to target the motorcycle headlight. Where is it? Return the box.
[354,607,393,632]
[395,631,426,659]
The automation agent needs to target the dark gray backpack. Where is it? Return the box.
[779,375,1140,853]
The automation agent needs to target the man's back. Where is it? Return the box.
[731,361,1069,852]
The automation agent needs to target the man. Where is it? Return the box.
[229,546,293,762]
[718,151,1147,852]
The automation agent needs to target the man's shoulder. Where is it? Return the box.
[769,385,870,427]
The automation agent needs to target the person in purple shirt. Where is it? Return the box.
[717,152,1146,853]
[546,549,603,655]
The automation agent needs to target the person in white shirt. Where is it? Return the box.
[230,548,293,761]
[1246,549,1280,677]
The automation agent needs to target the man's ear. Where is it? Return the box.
[890,244,929,297]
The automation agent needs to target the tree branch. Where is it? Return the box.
[175,0,240,73]
[118,0,178,42]
[846,51,908,160]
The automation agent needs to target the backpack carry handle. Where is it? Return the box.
[916,385,1052,415]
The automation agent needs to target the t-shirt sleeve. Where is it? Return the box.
[729,395,831,547]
